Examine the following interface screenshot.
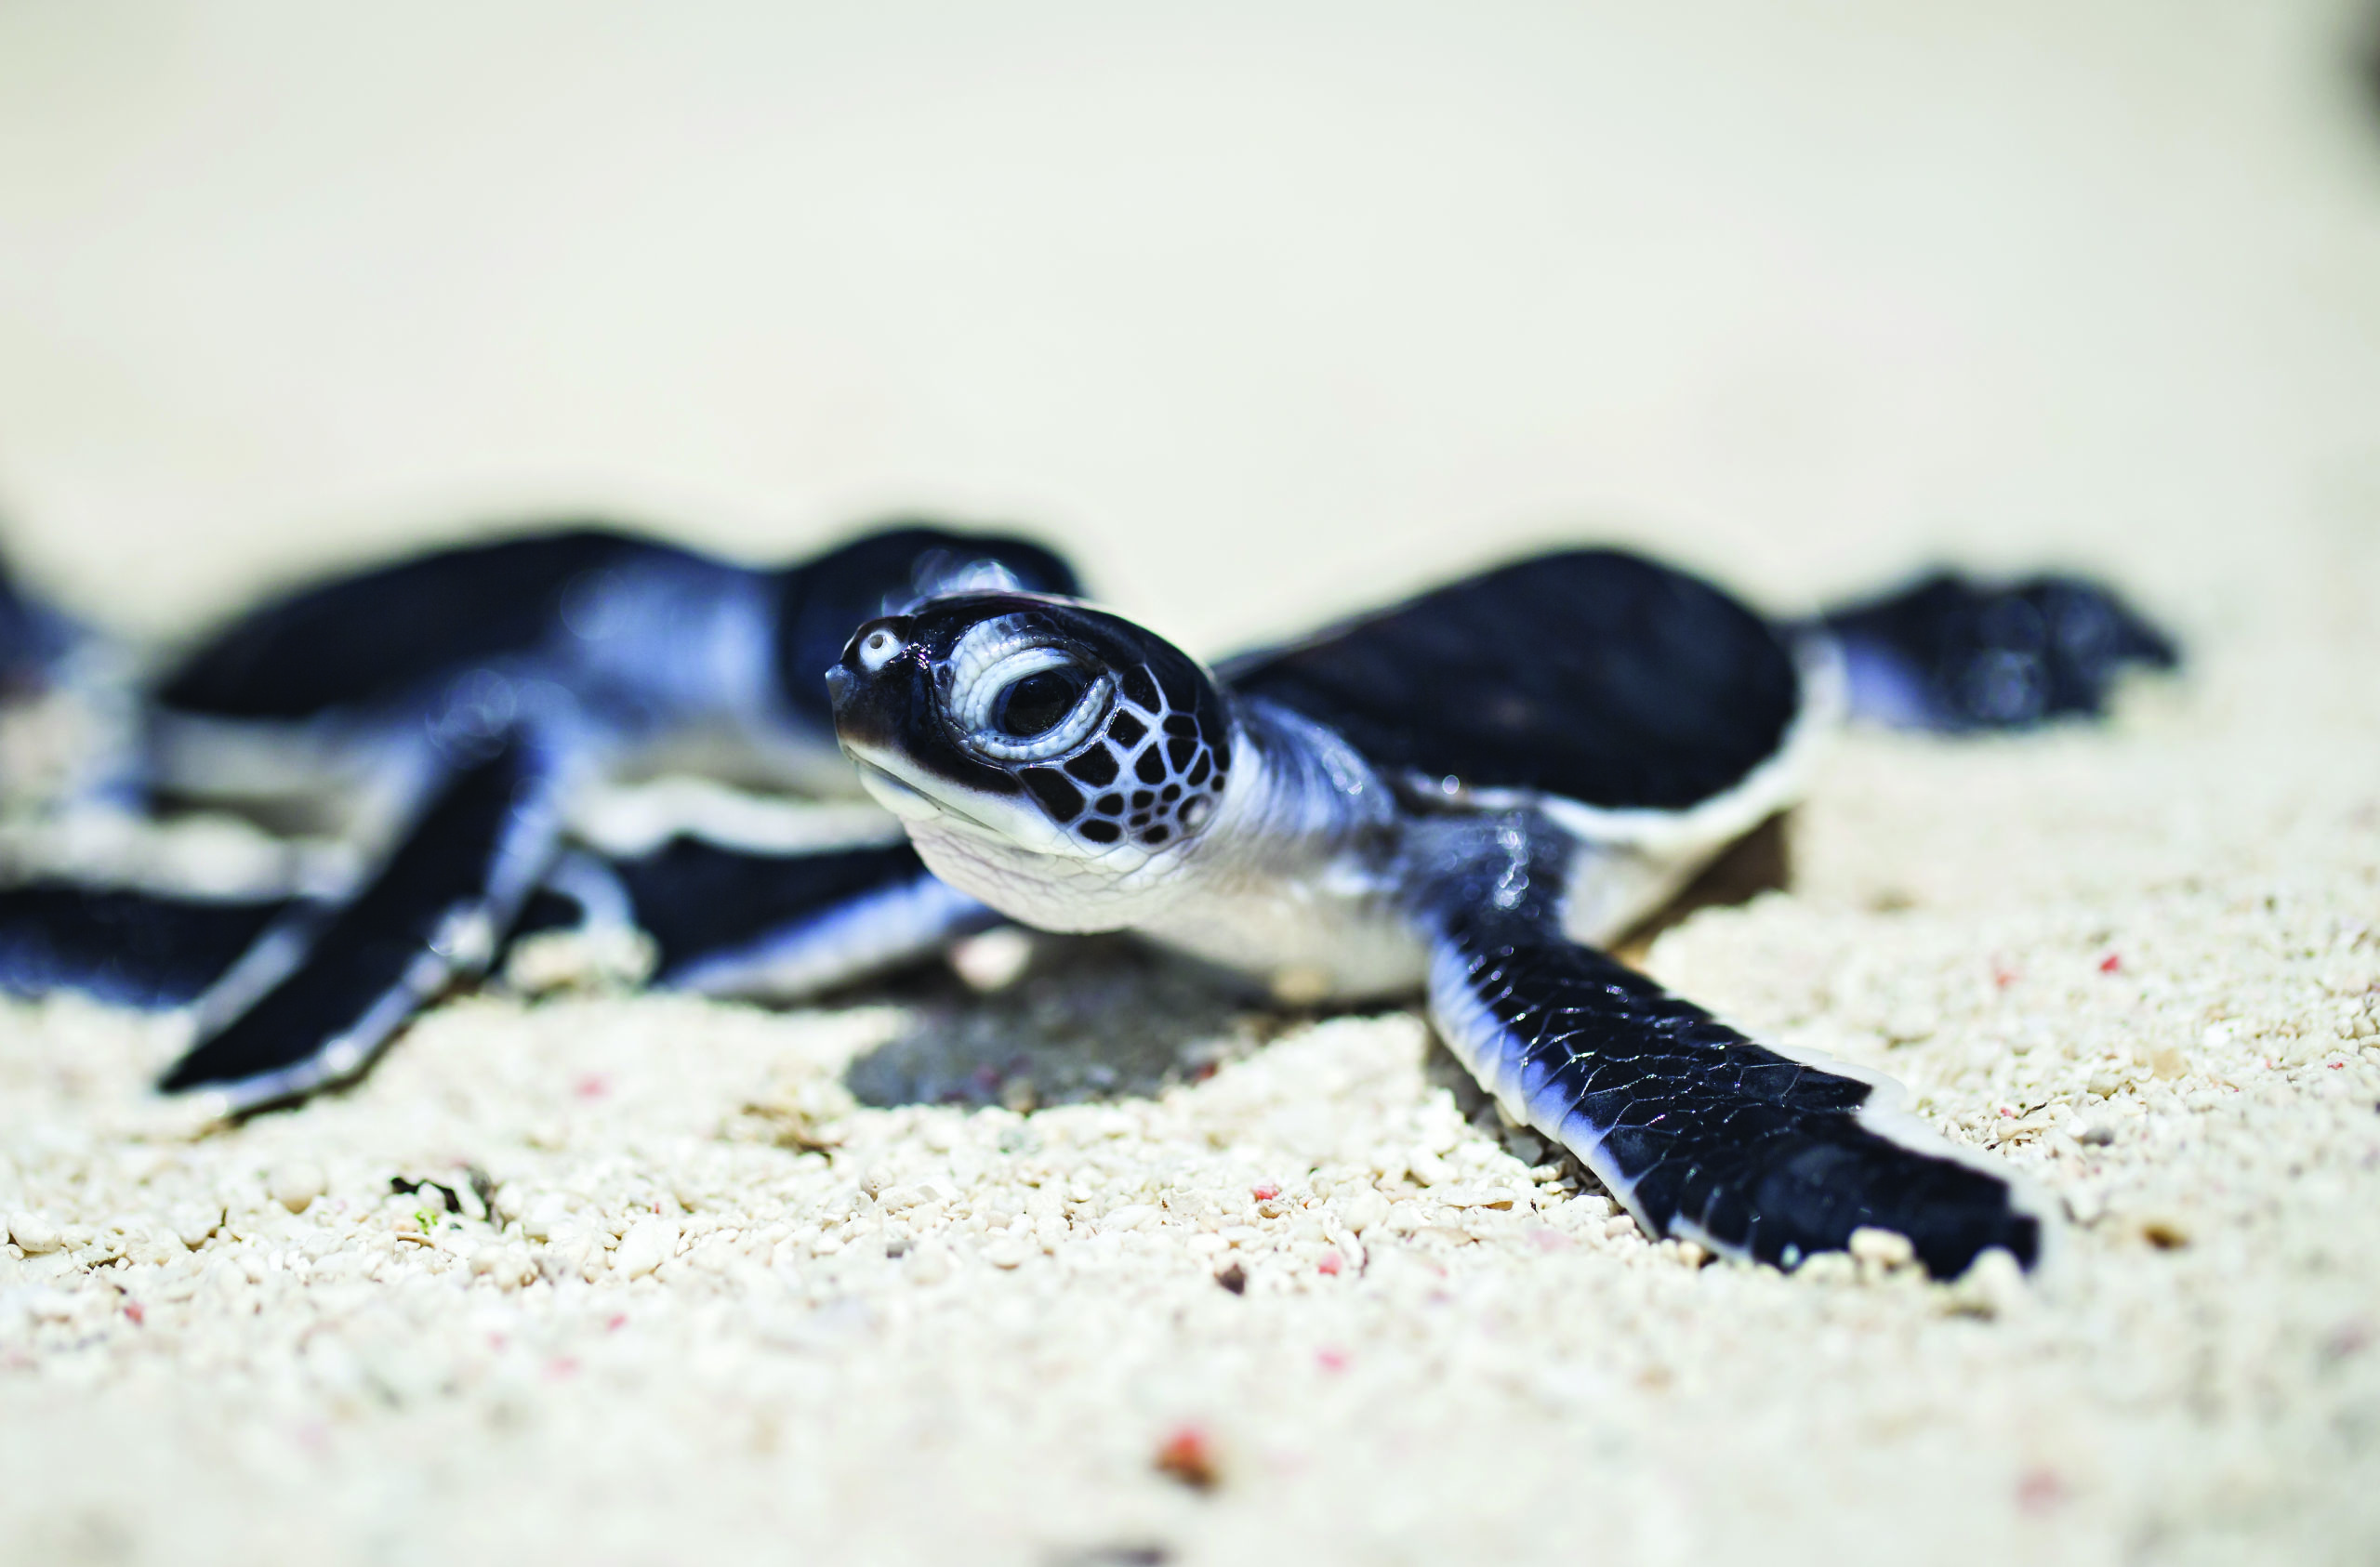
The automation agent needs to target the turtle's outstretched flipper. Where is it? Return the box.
[158,731,567,1110]
[0,883,311,1009]
[1408,813,2045,1279]
[1817,570,2176,732]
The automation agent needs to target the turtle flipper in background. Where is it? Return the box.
[0,882,312,1009]
[609,834,996,999]
[1817,570,2178,733]
[513,828,998,999]
[156,729,570,1109]
[1405,811,2046,1281]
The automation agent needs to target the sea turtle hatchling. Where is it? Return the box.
[0,522,1078,1101]
[824,550,2174,1278]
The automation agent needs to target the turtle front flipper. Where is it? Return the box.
[1407,813,2046,1280]
[158,729,569,1110]
[1817,570,2177,732]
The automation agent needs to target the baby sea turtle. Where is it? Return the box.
[824,550,2173,1278]
[0,523,1078,1103]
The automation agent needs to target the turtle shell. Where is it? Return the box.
[1220,548,1801,813]
[155,527,684,721]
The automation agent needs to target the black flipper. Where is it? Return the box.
[1408,814,2043,1279]
[1221,549,1802,812]
[617,834,997,998]
[0,883,308,1008]
[1818,570,2177,732]
[158,732,567,1107]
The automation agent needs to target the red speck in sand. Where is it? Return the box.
[573,1073,609,1101]
[547,1357,580,1380]
[1993,965,2020,989]
[607,1314,628,1333]
[122,1302,144,1325]
[2016,1467,2068,1513]
[2098,954,2122,974]
[1251,1183,1280,1201]
[1154,1425,1222,1491]
[1316,1253,1342,1275]
[1316,1349,1349,1373]
[1526,1226,1574,1254]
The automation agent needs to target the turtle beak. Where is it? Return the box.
[826,660,902,753]
[827,655,944,823]
[847,752,949,823]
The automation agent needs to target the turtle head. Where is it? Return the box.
[774,524,1079,730]
[827,593,1235,928]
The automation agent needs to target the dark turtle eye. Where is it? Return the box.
[991,666,1090,739]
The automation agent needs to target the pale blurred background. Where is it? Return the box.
[0,0,2374,653]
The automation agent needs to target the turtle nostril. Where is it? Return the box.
[825,665,854,704]
[853,625,908,673]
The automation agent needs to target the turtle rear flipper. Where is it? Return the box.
[1818,570,2178,732]
[1407,812,2046,1280]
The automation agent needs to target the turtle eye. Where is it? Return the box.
[990,665,1091,740]
[856,627,904,673]
[947,620,1115,763]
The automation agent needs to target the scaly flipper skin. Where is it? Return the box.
[1818,570,2178,732]
[1408,813,2043,1279]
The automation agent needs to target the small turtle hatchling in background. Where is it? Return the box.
[0,520,2173,1277]
[0,522,1079,1102]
